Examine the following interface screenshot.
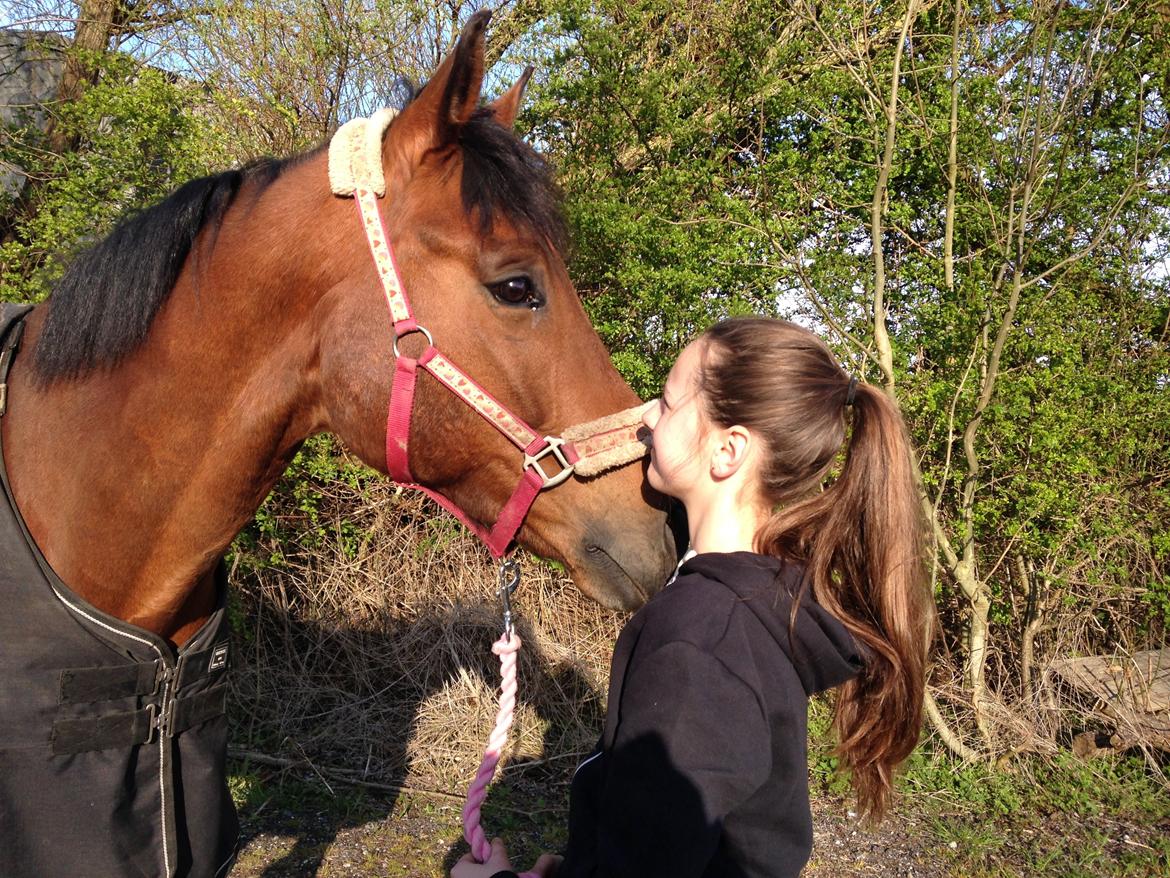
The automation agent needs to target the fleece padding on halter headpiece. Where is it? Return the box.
[328,107,399,197]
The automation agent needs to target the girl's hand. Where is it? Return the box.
[452,838,512,878]
[530,853,563,877]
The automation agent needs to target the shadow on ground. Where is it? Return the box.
[228,593,603,877]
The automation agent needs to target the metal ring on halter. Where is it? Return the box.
[392,324,434,358]
[523,436,575,489]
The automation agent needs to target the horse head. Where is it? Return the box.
[311,12,677,608]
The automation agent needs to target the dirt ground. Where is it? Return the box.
[229,785,948,877]
[227,759,1170,878]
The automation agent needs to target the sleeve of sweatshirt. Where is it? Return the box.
[578,639,772,877]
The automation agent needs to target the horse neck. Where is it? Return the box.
[5,171,340,646]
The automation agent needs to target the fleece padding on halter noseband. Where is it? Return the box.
[563,400,654,477]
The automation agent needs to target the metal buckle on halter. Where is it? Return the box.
[393,325,435,358]
[523,436,575,489]
[392,324,434,358]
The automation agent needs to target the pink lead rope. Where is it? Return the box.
[461,561,540,877]
[461,633,523,862]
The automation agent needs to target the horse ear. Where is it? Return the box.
[437,10,489,133]
[388,10,489,164]
[487,66,534,130]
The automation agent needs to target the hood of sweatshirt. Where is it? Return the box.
[680,551,862,696]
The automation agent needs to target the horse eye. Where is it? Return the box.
[488,276,542,308]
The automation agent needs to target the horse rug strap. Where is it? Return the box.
[0,305,238,878]
[0,302,32,417]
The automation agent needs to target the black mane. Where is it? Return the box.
[32,98,564,384]
[33,157,296,383]
[457,107,566,250]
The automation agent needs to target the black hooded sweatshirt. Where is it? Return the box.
[490,551,860,878]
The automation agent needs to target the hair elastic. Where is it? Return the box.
[845,375,859,407]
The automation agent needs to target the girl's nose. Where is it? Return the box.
[642,399,661,430]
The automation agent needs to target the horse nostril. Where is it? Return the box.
[581,542,647,609]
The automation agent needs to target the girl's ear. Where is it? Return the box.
[710,425,753,480]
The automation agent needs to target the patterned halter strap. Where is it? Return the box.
[329,110,652,558]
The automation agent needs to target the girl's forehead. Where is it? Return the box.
[667,341,704,389]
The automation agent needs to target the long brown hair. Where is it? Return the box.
[696,317,933,821]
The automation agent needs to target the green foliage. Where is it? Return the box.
[905,745,1170,877]
[530,0,1170,665]
[530,0,802,396]
[904,747,1024,819]
[1,47,217,302]
[227,766,270,813]
[807,696,1169,875]
[232,434,379,573]
[227,760,380,821]
[807,697,853,799]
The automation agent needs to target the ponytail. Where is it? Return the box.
[768,382,931,820]
[698,318,933,822]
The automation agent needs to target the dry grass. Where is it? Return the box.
[227,451,1169,802]
[228,479,626,796]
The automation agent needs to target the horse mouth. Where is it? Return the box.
[580,542,657,611]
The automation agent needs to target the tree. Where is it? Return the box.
[1,0,534,297]
[532,0,1170,757]
[1,45,210,300]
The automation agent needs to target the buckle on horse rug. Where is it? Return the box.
[145,698,178,742]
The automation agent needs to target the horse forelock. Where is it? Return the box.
[31,154,309,385]
[455,108,566,253]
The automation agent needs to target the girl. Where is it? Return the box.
[454,317,933,878]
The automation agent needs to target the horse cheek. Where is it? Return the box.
[314,292,396,473]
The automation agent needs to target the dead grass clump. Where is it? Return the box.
[228,479,624,795]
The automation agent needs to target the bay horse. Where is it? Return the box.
[0,11,675,877]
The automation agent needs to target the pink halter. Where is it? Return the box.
[331,112,650,559]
